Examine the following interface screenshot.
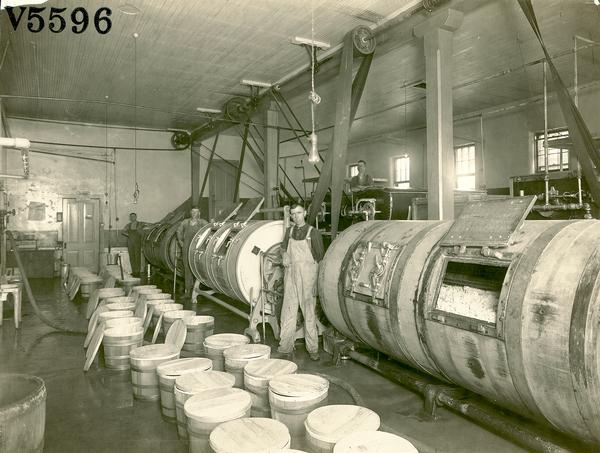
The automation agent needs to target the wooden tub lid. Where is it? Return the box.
[165,319,187,350]
[209,417,290,453]
[130,343,179,360]
[98,288,126,295]
[80,276,103,283]
[269,374,329,398]
[244,359,298,379]
[106,302,136,312]
[157,357,212,377]
[305,405,380,442]
[104,317,142,329]
[154,303,184,314]
[117,277,141,283]
[183,387,251,423]
[164,309,196,322]
[184,315,214,326]
[146,292,171,300]
[175,370,235,393]
[105,296,135,304]
[83,324,104,371]
[204,333,250,349]
[132,285,157,291]
[146,299,172,307]
[138,288,162,295]
[104,325,144,338]
[223,344,271,360]
[333,431,419,453]
[99,310,134,321]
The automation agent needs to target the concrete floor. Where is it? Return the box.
[0,278,532,453]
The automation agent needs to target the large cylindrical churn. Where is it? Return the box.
[143,222,183,276]
[190,220,284,305]
[319,197,600,444]
[0,374,46,453]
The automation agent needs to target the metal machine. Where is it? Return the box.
[319,196,600,445]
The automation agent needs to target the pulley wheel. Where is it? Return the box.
[170,131,190,150]
[352,26,376,55]
[223,96,248,121]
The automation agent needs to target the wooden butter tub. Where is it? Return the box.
[184,387,252,452]
[243,358,297,418]
[130,344,180,401]
[103,325,144,370]
[305,405,380,453]
[223,343,271,388]
[209,417,290,453]
[268,374,329,437]
[181,315,214,357]
[174,370,236,438]
[156,358,212,423]
[203,333,250,371]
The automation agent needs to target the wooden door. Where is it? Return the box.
[62,198,100,272]
[209,160,238,219]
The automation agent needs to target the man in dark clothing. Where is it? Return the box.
[122,212,146,277]
[177,206,208,295]
[349,159,373,190]
[278,204,324,361]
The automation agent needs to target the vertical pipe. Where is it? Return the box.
[543,61,549,206]
[479,114,485,191]
[574,37,583,206]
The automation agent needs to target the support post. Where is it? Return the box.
[199,133,220,199]
[191,140,200,207]
[264,102,279,219]
[234,122,250,202]
[414,9,463,220]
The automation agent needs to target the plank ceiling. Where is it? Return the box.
[1,0,599,145]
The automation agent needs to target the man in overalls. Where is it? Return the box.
[122,212,146,277]
[278,204,324,361]
[177,206,208,295]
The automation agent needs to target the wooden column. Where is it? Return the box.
[191,142,200,207]
[414,9,463,220]
[264,102,279,219]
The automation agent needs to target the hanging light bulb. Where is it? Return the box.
[308,132,319,163]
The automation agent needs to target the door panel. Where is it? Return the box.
[63,198,100,272]
[209,160,238,219]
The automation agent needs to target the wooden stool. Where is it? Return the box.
[0,282,22,329]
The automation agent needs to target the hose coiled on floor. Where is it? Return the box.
[8,231,86,335]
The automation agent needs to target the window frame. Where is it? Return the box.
[534,128,570,173]
[393,155,410,189]
[454,143,477,190]
[348,163,359,178]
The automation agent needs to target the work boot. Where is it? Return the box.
[309,352,320,361]
[274,350,295,362]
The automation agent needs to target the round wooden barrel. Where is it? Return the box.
[143,222,184,276]
[184,387,252,453]
[130,284,157,299]
[182,315,214,357]
[104,317,143,330]
[203,333,250,371]
[209,417,290,453]
[320,218,600,443]
[163,310,196,337]
[103,325,144,370]
[174,370,236,439]
[244,359,297,418]
[305,405,380,453]
[210,221,284,304]
[98,310,134,324]
[333,431,418,453]
[79,276,103,298]
[156,358,212,423]
[105,301,136,312]
[197,222,234,294]
[129,344,180,401]
[269,374,329,437]
[223,344,271,388]
[188,223,216,285]
[0,374,46,453]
